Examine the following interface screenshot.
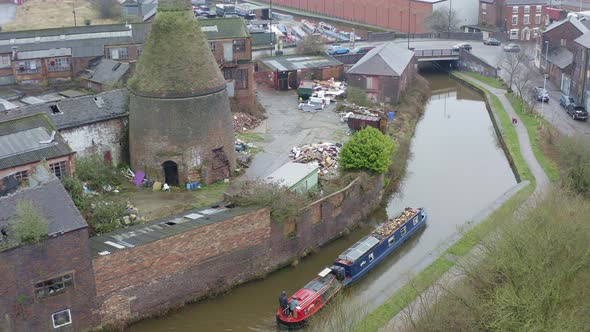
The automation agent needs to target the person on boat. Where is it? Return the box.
[289,297,299,317]
[279,291,289,315]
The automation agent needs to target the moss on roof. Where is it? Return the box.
[200,17,250,40]
[128,8,225,97]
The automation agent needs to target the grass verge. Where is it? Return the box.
[505,93,560,182]
[461,71,506,90]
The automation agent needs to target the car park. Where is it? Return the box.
[559,95,576,109]
[503,43,521,52]
[452,43,472,51]
[533,87,549,102]
[327,46,350,55]
[483,38,501,46]
[566,104,589,120]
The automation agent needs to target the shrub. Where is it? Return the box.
[558,135,590,198]
[296,35,324,55]
[62,177,90,214]
[340,127,396,174]
[93,0,121,19]
[347,86,372,108]
[76,154,121,191]
[10,200,48,244]
[230,180,309,223]
[90,200,128,234]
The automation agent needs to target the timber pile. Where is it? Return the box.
[233,112,262,133]
[290,142,341,175]
[374,208,418,237]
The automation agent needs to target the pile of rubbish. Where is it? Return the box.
[374,208,418,237]
[336,102,384,121]
[312,79,347,103]
[233,112,262,133]
[289,142,342,176]
[235,139,255,168]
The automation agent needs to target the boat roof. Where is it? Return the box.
[337,235,380,263]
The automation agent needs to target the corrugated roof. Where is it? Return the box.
[265,162,318,189]
[0,114,72,170]
[17,48,72,60]
[0,89,128,130]
[199,17,250,39]
[85,59,130,84]
[0,166,87,238]
[261,54,342,71]
[347,42,414,77]
[547,46,573,69]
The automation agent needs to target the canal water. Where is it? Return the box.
[128,72,517,332]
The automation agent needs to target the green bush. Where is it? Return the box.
[340,127,396,174]
[61,177,90,214]
[76,154,121,191]
[558,136,590,198]
[10,200,48,244]
[296,35,324,55]
[347,86,372,107]
[90,201,128,234]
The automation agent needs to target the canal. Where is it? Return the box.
[128,72,517,332]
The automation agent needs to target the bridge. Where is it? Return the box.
[414,49,460,62]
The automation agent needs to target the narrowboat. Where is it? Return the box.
[301,20,317,34]
[276,207,427,329]
[318,21,335,32]
[276,267,342,329]
[277,24,288,35]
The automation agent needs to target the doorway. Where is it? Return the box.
[163,160,179,186]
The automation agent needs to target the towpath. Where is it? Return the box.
[380,73,550,331]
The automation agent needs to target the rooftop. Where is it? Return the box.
[0,165,87,240]
[0,114,72,171]
[0,89,128,130]
[347,42,415,77]
[545,14,589,34]
[199,17,250,40]
[505,0,548,5]
[547,47,573,69]
[89,204,259,257]
[260,54,343,72]
[83,59,130,85]
[265,162,319,189]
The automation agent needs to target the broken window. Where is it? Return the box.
[35,273,74,298]
[50,105,62,114]
[49,161,67,179]
[47,57,70,72]
[223,68,248,89]
[51,309,72,328]
[233,39,246,52]
[109,47,129,60]
[17,60,40,74]
[212,147,229,170]
[13,170,28,185]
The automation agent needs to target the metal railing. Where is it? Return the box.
[413,49,460,58]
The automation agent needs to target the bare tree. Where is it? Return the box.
[499,51,530,92]
[424,8,460,33]
[296,35,325,55]
[512,61,537,111]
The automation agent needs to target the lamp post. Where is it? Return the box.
[407,0,411,50]
[72,0,77,27]
[541,41,549,115]
[269,0,273,56]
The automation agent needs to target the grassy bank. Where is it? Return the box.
[461,72,506,90]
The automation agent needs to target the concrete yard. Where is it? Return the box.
[245,86,349,179]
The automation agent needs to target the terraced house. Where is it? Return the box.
[479,0,550,41]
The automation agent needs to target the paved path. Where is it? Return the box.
[380,73,550,331]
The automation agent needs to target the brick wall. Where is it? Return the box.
[0,229,98,332]
[458,48,498,77]
[93,175,383,327]
[61,118,127,166]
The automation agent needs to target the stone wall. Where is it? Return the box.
[93,175,383,327]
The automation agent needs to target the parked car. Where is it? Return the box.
[559,95,576,109]
[327,46,350,55]
[483,38,501,46]
[352,46,375,55]
[566,104,589,120]
[503,43,521,52]
[452,43,472,52]
[533,87,549,102]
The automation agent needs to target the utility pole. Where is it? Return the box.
[269,0,273,56]
[407,0,411,50]
[541,41,548,115]
[72,0,77,27]
[448,0,452,35]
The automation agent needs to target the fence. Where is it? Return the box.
[414,49,459,57]
[395,32,483,41]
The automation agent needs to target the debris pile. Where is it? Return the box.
[290,142,342,175]
[312,78,347,102]
[235,139,256,169]
[233,112,262,133]
[336,102,384,120]
[374,208,418,237]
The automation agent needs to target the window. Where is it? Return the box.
[47,57,70,72]
[413,217,419,226]
[0,54,10,69]
[366,76,376,90]
[524,5,530,13]
[223,68,248,89]
[524,14,530,24]
[49,161,67,179]
[512,15,518,25]
[536,5,542,12]
[51,309,72,328]
[513,6,519,14]
[510,29,519,40]
[388,236,395,246]
[13,170,28,185]
[209,41,216,53]
[400,226,407,236]
[481,3,486,10]
[233,39,246,52]
[17,60,40,74]
[561,39,567,47]
[136,47,142,58]
[35,273,74,298]
[535,14,541,24]
[108,47,129,60]
[369,253,374,262]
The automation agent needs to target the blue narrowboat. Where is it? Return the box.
[331,207,427,286]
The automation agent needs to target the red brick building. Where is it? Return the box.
[479,0,550,41]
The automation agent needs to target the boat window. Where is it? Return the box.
[369,253,374,262]
[413,217,419,226]
[388,236,395,246]
[401,226,407,236]
[304,275,331,292]
[360,261,366,267]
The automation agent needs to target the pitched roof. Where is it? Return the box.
[199,17,250,40]
[260,54,342,71]
[575,31,590,48]
[547,47,573,69]
[84,59,130,84]
[127,3,226,97]
[545,15,589,34]
[0,165,87,238]
[347,42,415,77]
[0,89,128,130]
[0,114,73,170]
